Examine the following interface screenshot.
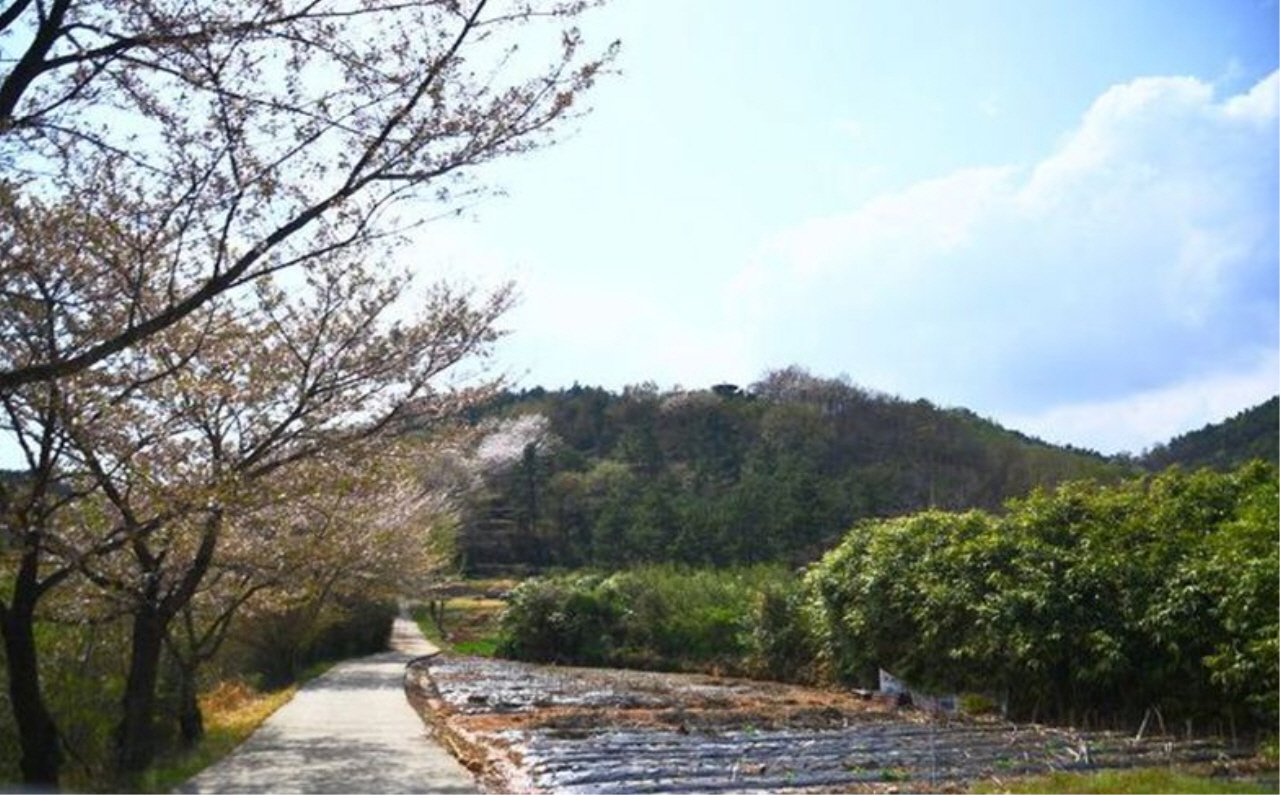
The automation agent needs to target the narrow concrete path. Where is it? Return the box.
[178,612,478,794]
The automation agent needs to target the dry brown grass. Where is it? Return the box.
[200,679,296,730]
[139,680,298,792]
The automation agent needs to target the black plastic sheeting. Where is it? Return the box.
[412,656,1249,793]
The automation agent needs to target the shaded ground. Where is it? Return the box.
[179,616,478,794]
[407,655,1255,793]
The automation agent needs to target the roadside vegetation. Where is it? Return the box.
[0,598,395,791]
[971,768,1275,794]
[497,564,794,674]
[136,680,302,794]
[412,579,513,657]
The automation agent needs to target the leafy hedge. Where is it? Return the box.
[804,461,1278,728]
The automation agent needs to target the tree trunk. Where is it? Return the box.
[116,511,221,775]
[1,594,62,788]
[176,663,204,747]
[114,605,166,778]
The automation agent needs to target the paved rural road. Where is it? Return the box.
[178,611,478,794]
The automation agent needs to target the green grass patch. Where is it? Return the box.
[412,588,507,657]
[972,767,1275,794]
[412,604,447,645]
[454,637,500,656]
[410,606,450,649]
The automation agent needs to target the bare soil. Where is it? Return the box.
[405,654,1255,793]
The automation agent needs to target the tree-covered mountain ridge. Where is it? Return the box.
[1142,395,1279,472]
[451,368,1277,573]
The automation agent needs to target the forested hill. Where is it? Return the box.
[1142,396,1279,472]
[453,367,1131,573]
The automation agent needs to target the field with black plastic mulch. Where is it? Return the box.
[405,655,1252,794]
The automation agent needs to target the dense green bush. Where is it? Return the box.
[497,565,796,674]
[496,573,619,665]
[749,577,818,681]
[804,461,1278,729]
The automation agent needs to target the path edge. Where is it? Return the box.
[404,657,528,793]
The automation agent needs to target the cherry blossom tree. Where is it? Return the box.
[1,251,510,782]
[0,0,616,389]
[166,442,456,744]
[0,2,617,784]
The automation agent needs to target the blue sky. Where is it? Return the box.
[413,0,1280,456]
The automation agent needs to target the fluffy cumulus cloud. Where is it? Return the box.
[738,70,1278,451]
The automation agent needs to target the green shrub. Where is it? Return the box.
[498,462,1278,734]
[0,616,131,790]
[802,461,1279,731]
[748,578,818,682]
[498,565,797,675]
[496,573,618,664]
[959,692,1000,715]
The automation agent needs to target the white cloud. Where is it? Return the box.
[481,258,756,391]
[403,212,757,392]
[738,69,1279,442]
[1003,350,1279,455]
[980,93,1003,119]
[1223,69,1279,120]
[766,166,1015,279]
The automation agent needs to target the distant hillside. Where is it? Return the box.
[454,367,1132,573]
[1143,396,1279,472]
[0,469,30,488]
